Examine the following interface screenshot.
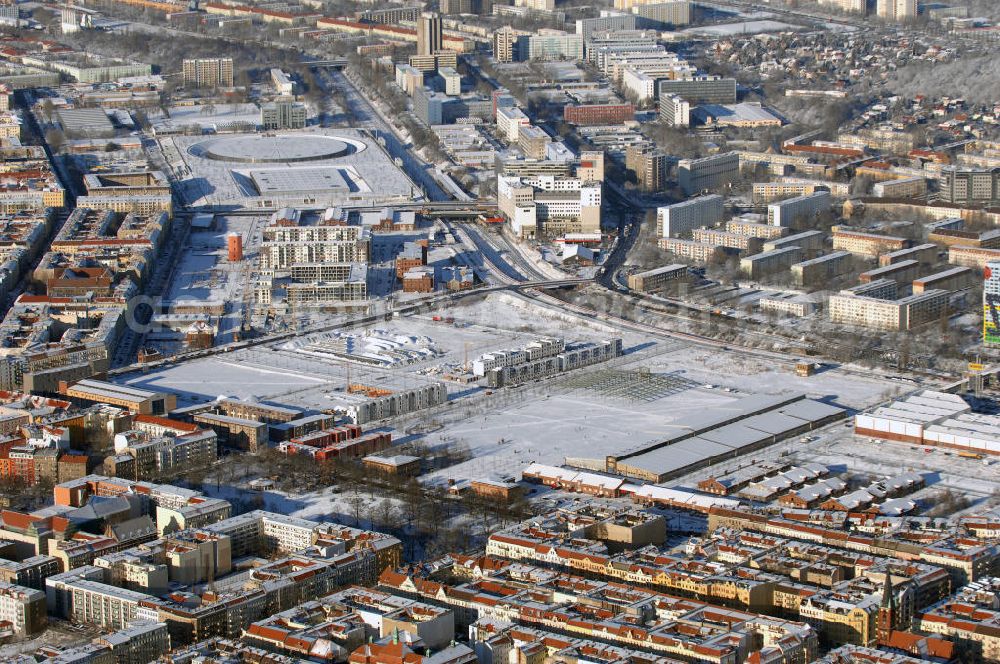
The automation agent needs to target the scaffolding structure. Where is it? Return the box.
[562,368,697,402]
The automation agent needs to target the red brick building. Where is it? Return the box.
[402,267,434,293]
[394,241,429,278]
[563,104,635,126]
[314,433,392,462]
[279,426,392,463]
[469,479,525,503]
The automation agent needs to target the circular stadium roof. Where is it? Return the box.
[188,134,362,164]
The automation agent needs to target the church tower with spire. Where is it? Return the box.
[877,573,897,645]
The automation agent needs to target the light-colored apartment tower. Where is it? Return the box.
[417,13,443,56]
[494,27,516,63]
[877,0,916,21]
[657,194,725,238]
[818,0,865,13]
[659,94,690,127]
[182,58,234,88]
[677,152,739,195]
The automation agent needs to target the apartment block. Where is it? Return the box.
[93,621,170,664]
[438,67,461,95]
[912,267,973,294]
[627,264,687,292]
[493,26,516,63]
[483,338,621,388]
[740,247,804,279]
[727,219,787,240]
[859,259,921,285]
[0,581,45,636]
[108,428,218,483]
[575,14,636,38]
[753,181,832,203]
[658,93,690,127]
[828,289,949,330]
[284,268,368,307]
[259,223,370,269]
[656,195,724,237]
[691,228,763,253]
[0,555,61,590]
[929,228,1000,249]
[949,246,1000,270]
[832,227,909,258]
[181,58,234,88]
[839,128,914,154]
[763,230,825,256]
[625,145,667,192]
[876,0,916,21]
[46,567,155,631]
[879,243,938,267]
[767,191,831,227]
[872,176,927,199]
[343,384,448,425]
[817,0,865,12]
[791,251,852,287]
[759,296,815,317]
[632,1,692,27]
[985,262,1000,346]
[677,152,739,195]
[394,64,424,96]
[658,237,722,262]
[938,166,1000,207]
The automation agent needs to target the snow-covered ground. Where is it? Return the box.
[637,349,903,411]
[415,385,737,484]
[682,20,803,36]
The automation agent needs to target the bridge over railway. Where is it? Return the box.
[178,200,501,219]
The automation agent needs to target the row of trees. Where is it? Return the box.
[348,56,448,162]
[183,441,532,562]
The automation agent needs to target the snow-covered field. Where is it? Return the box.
[683,20,803,36]
[638,348,904,411]
[415,385,738,484]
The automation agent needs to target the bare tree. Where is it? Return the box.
[45,128,65,153]
[346,487,366,526]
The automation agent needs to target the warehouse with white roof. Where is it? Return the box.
[855,390,1000,455]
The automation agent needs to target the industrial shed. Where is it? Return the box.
[606,393,846,482]
[855,390,1000,454]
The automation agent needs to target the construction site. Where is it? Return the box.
[145,213,267,356]
[117,291,902,485]
[287,330,443,367]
